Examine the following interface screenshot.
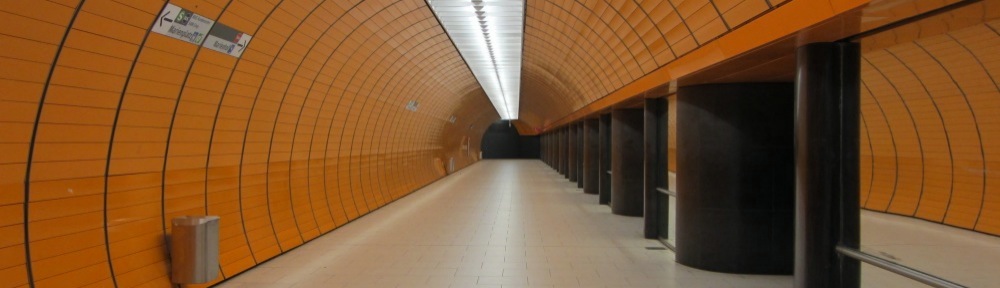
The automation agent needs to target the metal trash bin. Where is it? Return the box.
[171,215,220,284]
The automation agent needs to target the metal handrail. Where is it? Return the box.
[655,187,676,196]
[835,246,966,288]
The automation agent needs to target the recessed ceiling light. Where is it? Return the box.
[429,0,524,120]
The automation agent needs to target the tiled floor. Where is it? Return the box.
[217,160,790,287]
[217,160,997,288]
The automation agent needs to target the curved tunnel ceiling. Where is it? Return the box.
[518,0,786,130]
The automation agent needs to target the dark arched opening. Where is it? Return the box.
[480,120,540,159]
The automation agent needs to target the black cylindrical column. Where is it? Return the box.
[552,132,557,167]
[560,129,566,175]
[569,124,578,182]
[540,134,545,164]
[794,42,861,288]
[676,83,795,274]
[583,119,600,194]
[541,134,547,165]
[548,133,554,167]
[576,123,584,188]
[558,129,565,175]
[611,108,644,216]
[643,98,666,239]
[553,131,558,170]
[599,114,612,204]
[545,134,551,166]
[562,128,570,178]
[543,134,548,165]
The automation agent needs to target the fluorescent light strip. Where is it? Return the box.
[429,0,524,120]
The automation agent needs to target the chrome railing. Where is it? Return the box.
[655,187,675,197]
[835,246,966,288]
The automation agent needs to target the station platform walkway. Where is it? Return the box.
[216,160,997,288]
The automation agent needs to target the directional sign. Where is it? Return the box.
[202,22,253,58]
[151,3,214,45]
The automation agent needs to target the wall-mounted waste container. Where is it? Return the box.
[171,215,220,284]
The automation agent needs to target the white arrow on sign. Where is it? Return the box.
[151,4,182,35]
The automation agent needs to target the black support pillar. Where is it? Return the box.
[611,108,644,216]
[552,132,557,168]
[548,133,555,167]
[562,128,570,178]
[563,128,570,176]
[542,133,552,167]
[540,134,546,165]
[676,83,795,274]
[552,132,557,167]
[576,123,584,188]
[552,131,558,170]
[569,125,578,182]
[544,134,549,165]
[557,129,566,175]
[644,98,667,239]
[794,42,861,288]
[599,114,612,205]
[583,119,600,194]
[553,132,558,168]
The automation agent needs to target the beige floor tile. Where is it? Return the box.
[217,160,995,288]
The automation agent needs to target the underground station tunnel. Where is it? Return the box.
[1,0,999,287]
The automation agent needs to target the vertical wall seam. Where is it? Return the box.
[285,0,361,233]
[259,0,342,245]
[880,47,954,222]
[912,40,986,226]
[664,0,700,46]
[336,2,427,214]
[865,52,925,215]
[23,1,87,287]
[237,1,332,254]
[527,4,629,92]
[628,0,679,61]
[102,1,171,286]
[857,62,898,210]
[204,0,286,267]
[859,112,876,206]
[320,1,379,219]
[603,0,663,69]
[349,22,441,210]
[707,0,731,30]
[945,31,997,230]
[304,0,372,226]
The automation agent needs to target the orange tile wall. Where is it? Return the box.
[0,0,497,287]
[858,15,1000,236]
